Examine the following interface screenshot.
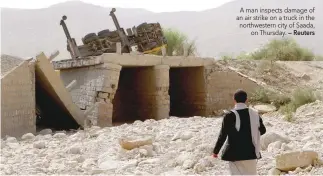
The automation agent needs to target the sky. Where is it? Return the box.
[0,0,234,12]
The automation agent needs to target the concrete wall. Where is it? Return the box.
[59,63,170,126]
[1,61,36,137]
[204,65,260,115]
[58,63,121,127]
[54,55,261,126]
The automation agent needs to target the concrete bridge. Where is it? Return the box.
[52,53,259,127]
[1,52,260,137]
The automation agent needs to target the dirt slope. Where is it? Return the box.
[218,60,323,96]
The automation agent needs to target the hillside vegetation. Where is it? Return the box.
[235,38,323,61]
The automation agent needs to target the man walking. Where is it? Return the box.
[213,89,266,175]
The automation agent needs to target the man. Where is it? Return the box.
[213,89,266,175]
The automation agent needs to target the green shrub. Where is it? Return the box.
[157,28,197,56]
[243,38,315,61]
[315,55,323,61]
[249,88,290,107]
[271,94,291,108]
[280,88,320,121]
[249,88,270,104]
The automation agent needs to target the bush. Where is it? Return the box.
[249,88,291,108]
[158,28,197,56]
[280,88,320,121]
[249,88,271,104]
[241,38,315,61]
[315,55,323,61]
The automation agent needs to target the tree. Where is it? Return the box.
[159,28,197,56]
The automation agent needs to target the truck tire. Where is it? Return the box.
[83,33,98,44]
[98,29,110,38]
[137,22,148,29]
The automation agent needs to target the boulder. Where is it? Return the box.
[267,141,283,153]
[119,137,153,150]
[33,141,46,149]
[268,168,281,175]
[53,133,66,138]
[21,133,35,140]
[261,132,290,150]
[6,137,17,143]
[68,145,81,154]
[39,129,52,135]
[275,151,318,171]
[253,104,277,114]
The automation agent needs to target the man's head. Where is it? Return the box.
[234,89,248,104]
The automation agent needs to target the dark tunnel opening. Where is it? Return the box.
[112,66,156,125]
[169,67,207,117]
[35,73,80,131]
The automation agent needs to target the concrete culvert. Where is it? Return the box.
[169,67,207,117]
[112,66,158,125]
[35,74,80,131]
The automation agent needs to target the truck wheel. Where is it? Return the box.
[98,29,110,38]
[83,33,98,44]
[137,22,148,29]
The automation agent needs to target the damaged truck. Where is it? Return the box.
[60,8,167,59]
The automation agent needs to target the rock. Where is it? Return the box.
[281,143,292,151]
[98,159,123,171]
[302,142,320,150]
[313,158,323,167]
[302,135,314,141]
[181,132,193,140]
[291,167,303,174]
[90,169,104,175]
[39,129,52,135]
[74,156,85,163]
[300,73,310,80]
[171,132,181,141]
[194,162,206,173]
[275,151,318,171]
[253,104,277,114]
[66,160,78,167]
[267,141,283,152]
[137,145,154,157]
[53,133,66,138]
[139,158,159,165]
[182,159,196,169]
[261,132,290,150]
[68,145,81,154]
[6,137,17,143]
[82,159,96,169]
[139,149,148,156]
[268,168,281,175]
[304,165,313,172]
[119,137,153,150]
[21,133,35,140]
[33,141,46,149]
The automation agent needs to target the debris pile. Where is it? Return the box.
[1,100,323,175]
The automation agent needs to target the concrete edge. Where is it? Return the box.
[35,52,85,126]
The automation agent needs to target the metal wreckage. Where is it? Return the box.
[60,8,168,59]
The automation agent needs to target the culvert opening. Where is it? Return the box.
[112,66,156,125]
[169,67,207,117]
[35,72,80,132]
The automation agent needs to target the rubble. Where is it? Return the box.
[275,151,319,171]
[1,104,322,175]
[1,52,323,175]
[119,136,153,150]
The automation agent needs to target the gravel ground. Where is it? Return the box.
[1,101,322,175]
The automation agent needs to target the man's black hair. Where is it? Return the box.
[234,89,247,103]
